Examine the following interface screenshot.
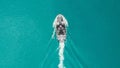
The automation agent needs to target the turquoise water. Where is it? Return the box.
[0,0,120,68]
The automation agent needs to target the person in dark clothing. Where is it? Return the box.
[56,22,66,35]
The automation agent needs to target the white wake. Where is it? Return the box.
[58,41,65,68]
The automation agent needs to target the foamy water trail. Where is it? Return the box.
[58,41,65,68]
